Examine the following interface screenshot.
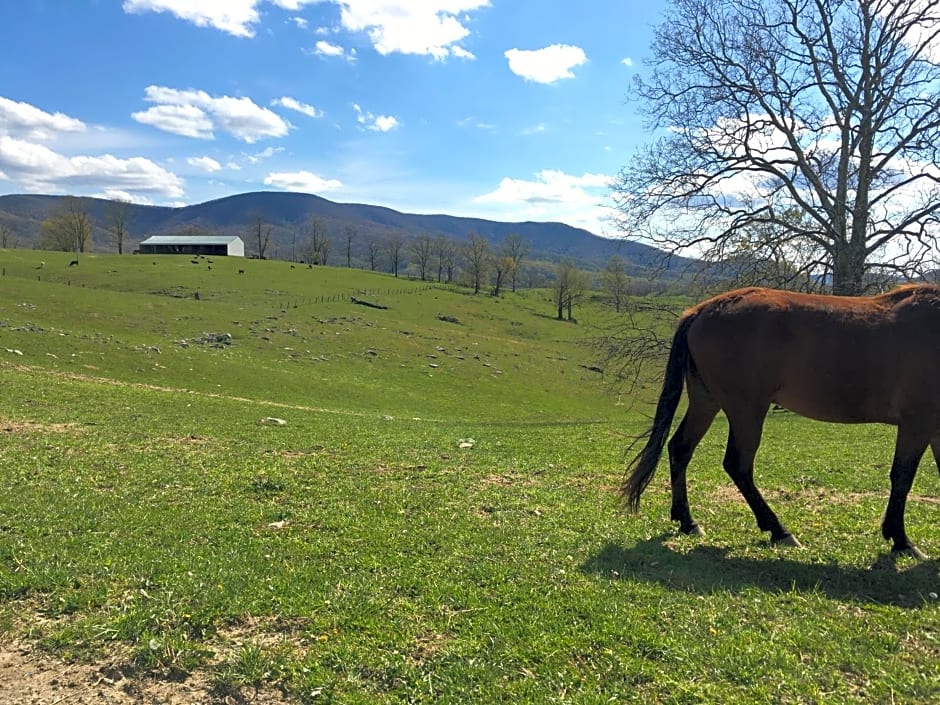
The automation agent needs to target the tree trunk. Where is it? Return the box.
[831,243,867,296]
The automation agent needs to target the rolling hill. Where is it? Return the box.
[0,190,688,275]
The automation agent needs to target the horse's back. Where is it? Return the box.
[684,286,940,425]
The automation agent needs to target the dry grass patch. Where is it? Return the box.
[0,639,290,705]
[0,420,81,434]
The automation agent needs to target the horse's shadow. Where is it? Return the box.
[581,535,939,609]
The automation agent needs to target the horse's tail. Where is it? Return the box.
[621,313,697,512]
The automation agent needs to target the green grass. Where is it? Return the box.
[0,249,938,703]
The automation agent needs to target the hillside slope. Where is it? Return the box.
[0,191,688,274]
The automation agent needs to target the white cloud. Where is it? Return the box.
[121,0,486,58]
[187,155,222,171]
[132,103,214,140]
[0,135,185,198]
[313,39,356,61]
[245,146,284,163]
[457,116,495,130]
[316,40,345,56]
[271,0,320,9]
[451,45,475,60]
[473,169,614,234]
[264,170,343,192]
[372,115,400,132]
[354,104,400,132]
[0,97,86,140]
[95,189,155,205]
[621,57,634,67]
[327,1,489,59]
[273,96,323,118]
[133,86,290,143]
[122,0,261,38]
[505,44,587,84]
[521,122,547,135]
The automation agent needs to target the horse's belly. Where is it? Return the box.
[771,389,886,424]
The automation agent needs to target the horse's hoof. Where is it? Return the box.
[893,545,928,560]
[680,523,705,537]
[774,534,803,548]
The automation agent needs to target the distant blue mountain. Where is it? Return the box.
[0,190,688,273]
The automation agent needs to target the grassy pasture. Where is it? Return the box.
[0,249,938,703]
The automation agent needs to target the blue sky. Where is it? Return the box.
[0,1,667,236]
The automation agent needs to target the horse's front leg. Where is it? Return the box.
[723,408,800,547]
[882,425,931,559]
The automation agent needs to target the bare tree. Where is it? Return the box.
[552,260,590,321]
[251,216,272,259]
[602,254,631,312]
[552,260,575,320]
[503,233,528,292]
[719,208,833,292]
[344,226,356,268]
[40,196,92,253]
[387,235,405,277]
[0,223,15,249]
[105,198,132,254]
[303,217,331,264]
[463,232,490,294]
[491,255,512,297]
[319,235,332,266]
[614,0,940,296]
[595,301,683,392]
[433,236,457,283]
[368,239,380,271]
[410,234,433,280]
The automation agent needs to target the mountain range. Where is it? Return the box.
[0,191,683,276]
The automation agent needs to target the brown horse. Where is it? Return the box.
[622,284,940,558]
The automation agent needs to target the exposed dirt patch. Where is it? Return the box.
[0,420,81,434]
[173,435,211,445]
[711,484,940,507]
[263,447,324,459]
[373,464,429,474]
[408,631,449,666]
[711,485,750,505]
[0,639,293,705]
[480,472,537,487]
[215,615,312,655]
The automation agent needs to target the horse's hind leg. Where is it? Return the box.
[931,433,940,476]
[881,424,931,559]
[668,374,719,535]
[723,408,799,546]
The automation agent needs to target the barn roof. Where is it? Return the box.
[140,235,244,246]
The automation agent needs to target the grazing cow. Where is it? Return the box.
[238,269,245,275]
[68,260,78,267]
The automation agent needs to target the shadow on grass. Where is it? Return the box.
[582,535,939,609]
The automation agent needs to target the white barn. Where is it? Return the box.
[139,235,245,257]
